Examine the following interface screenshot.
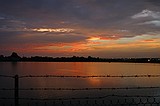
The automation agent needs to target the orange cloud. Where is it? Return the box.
[87,35,119,42]
[1,32,160,57]
[87,37,100,41]
[32,28,74,33]
[141,39,155,42]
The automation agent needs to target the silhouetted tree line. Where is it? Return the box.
[0,52,160,63]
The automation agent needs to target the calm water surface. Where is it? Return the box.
[0,62,160,105]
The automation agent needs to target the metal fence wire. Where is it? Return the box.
[1,74,160,106]
[2,97,160,106]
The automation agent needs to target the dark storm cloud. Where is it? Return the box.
[147,0,160,6]
[0,30,87,45]
[0,0,141,20]
[0,0,159,28]
[0,0,160,33]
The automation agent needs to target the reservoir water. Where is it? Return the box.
[0,62,160,106]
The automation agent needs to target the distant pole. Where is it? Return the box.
[15,75,19,106]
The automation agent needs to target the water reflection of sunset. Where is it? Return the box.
[4,62,159,90]
[88,78,101,86]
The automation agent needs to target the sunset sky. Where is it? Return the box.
[0,0,160,58]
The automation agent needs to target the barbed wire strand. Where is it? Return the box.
[2,98,160,106]
[1,94,160,101]
[1,86,160,91]
[0,75,14,78]
[19,74,160,78]
[18,95,160,101]
[1,74,160,78]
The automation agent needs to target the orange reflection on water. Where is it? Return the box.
[5,62,160,89]
[87,78,101,86]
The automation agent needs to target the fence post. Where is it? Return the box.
[15,75,19,106]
